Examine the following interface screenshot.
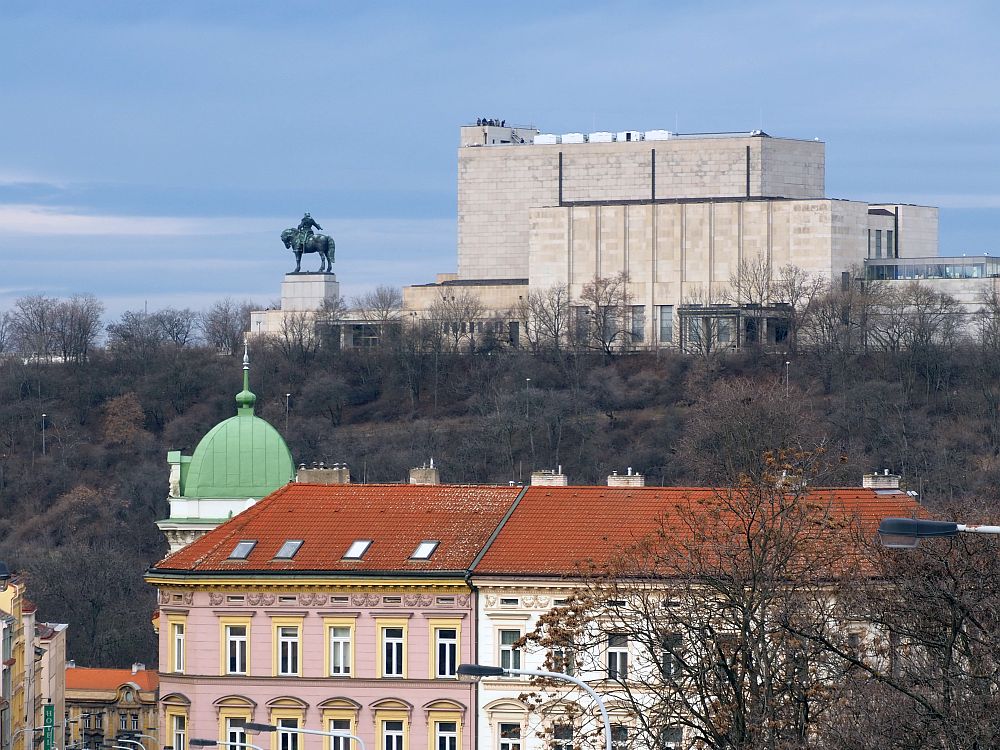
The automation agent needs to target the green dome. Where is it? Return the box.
[182,410,294,499]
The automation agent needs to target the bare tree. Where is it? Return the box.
[429,289,487,352]
[152,307,200,347]
[576,273,635,357]
[106,310,168,361]
[277,311,323,365]
[516,284,572,352]
[0,311,11,355]
[522,450,854,750]
[10,294,58,359]
[200,298,256,354]
[51,294,104,363]
[352,285,403,345]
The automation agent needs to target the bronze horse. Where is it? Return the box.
[280,228,336,273]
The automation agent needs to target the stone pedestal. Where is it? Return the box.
[281,273,340,312]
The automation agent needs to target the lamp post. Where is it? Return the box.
[41,413,47,455]
[784,360,790,398]
[116,740,143,750]
[878,517,1000,549]
[285,393,291,433]
[457,664,612,750]
[242,722,365,750]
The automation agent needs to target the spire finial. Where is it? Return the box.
[236,336,257,413]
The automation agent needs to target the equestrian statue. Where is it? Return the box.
[281,212,336,273]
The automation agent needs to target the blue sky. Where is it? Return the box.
[2,1,999,317]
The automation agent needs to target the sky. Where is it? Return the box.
[2,0,1000,318]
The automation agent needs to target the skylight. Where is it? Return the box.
[229,540,257,559]
[274,540,304,559]
[411,540,439,560]
[343,540,372,559]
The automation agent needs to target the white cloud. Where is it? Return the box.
[0,204,281,236]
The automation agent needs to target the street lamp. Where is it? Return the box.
[242,722,365,750]
[784,360,790,398]
[457,663,612,750]
[878,517,1000,549]
[190,741,263,750]
[285,393,291,433]
[41,413,47,455]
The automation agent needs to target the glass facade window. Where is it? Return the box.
[383,720,404,750]
[279,718,299,750]
[383,627,405,677]
[436,722,458,750]
[436,628,458,678]
[631,305,645,342]
[499,723,521,750]
[279,625,300,676]
[329,626,351,676]
[500,629,521,670]
[330,719,352,750]
[226,625,248,675]
[172,715,186,750]
[608,633,629,680]
[717,318,733,345]
[659,306,674,343]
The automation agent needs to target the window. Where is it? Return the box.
[499,723,521,750]
[436,628,458,678]
[227,595,245,604]
[229,540,256,559]
[661,633,682,678]
[499,629,521,670]
[278,625,300,676]
[275,540,303,559]
[96,715,103,730]
[329,719,351,750]
[887,229,895,257]
[171,622,185,673]
[611,725,628,750]
[435,722,457,750]
[227,718,247,750]
[329,626,352,676]
[875,229,883,258]
[658,726,683,750]
[131,714,139,731]
[344,540,372,559]
[717,318,732,345]
[278,718,299,750]
[383,627,405,677]
[552,643,575,676]
[383,720,404,750]
[659,306,673,343]
[608,634,628,680]
[411,540,440,559]
[84,715,92,730]
[631,305,645,342]
[226,625,248,675]
[500,598,519,608]
[119,714,127,731]
[172,715,186,750]
[551,724,573,750]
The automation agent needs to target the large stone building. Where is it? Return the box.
[64,665,158,750]
[404,123,942,349]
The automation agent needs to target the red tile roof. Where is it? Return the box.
[154,483,523,573]
[65,667,158,692]
[473,486,923,576]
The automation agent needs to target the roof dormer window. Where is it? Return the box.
[229,540,256,559]
[343,540,372,560]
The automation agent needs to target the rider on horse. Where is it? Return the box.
[297,212,323,250]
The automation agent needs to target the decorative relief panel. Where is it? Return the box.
[208,593,225,606]
[247,593,276,607]
[299,593,329,607]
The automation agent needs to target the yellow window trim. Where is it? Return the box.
[219,707,252,744]
[426,618,463,680]
[164,707,189,750]
[376,618,409,679]
[374,710,410,750]
[218,615,253,676]
[269,707,306,750]
[165,613,187,675]
[323,617,357,678]
[427,714,462,750]
[321,709,358,750]
[272,616,305,677]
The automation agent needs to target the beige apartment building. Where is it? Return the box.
[404,122,941,349]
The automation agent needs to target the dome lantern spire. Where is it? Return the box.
[235,336,257,413]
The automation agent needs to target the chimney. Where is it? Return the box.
[607,467,645,487]
[409,458,440,485]
[863,469,901,490]
[131,662,145,674]
[530,466,568,486]
[297,462,351,484]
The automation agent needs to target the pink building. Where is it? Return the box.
[146,483,524,750]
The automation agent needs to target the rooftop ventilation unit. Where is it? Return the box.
[534,133,561,145]
[645,129,674,141]
[589,131,614,143]
[561,133,587,144]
